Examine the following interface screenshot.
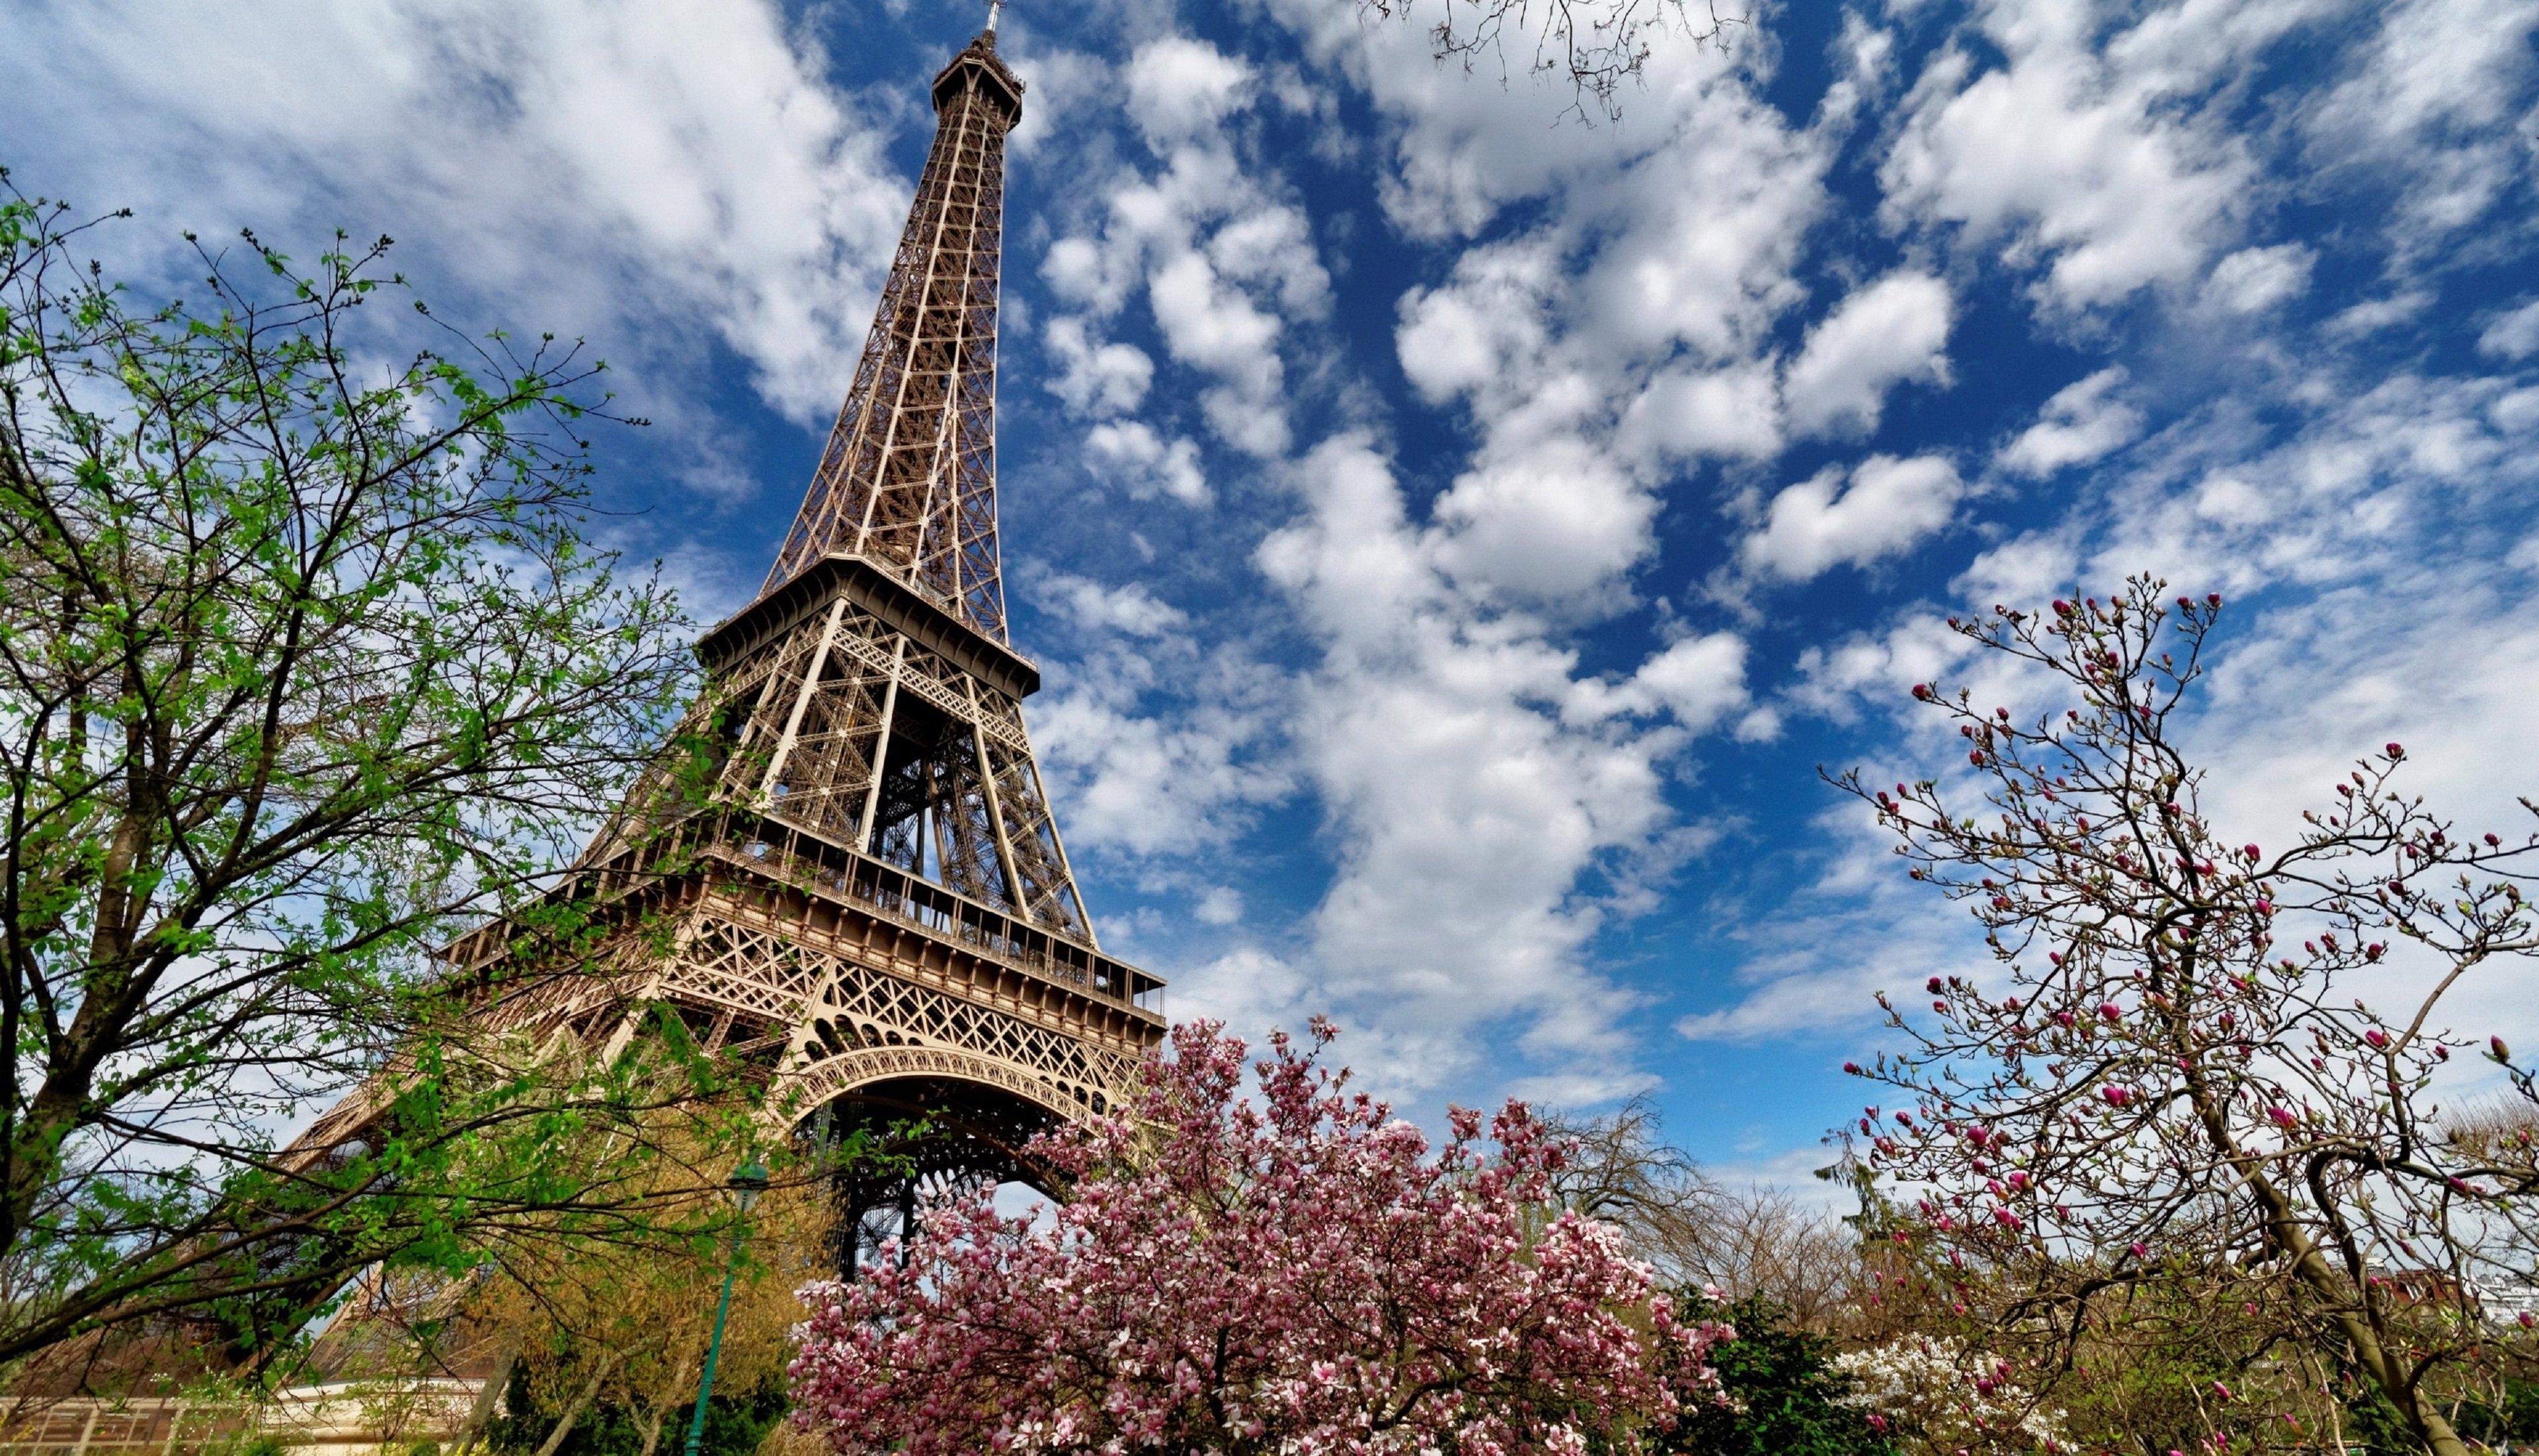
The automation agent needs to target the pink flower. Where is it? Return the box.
[786,1021,1724,1456]
[2365,1029,2390,1049]
[2100,1085,2132,1107]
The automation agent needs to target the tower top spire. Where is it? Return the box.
[764,24,1024,637]
[985,0,1002,33]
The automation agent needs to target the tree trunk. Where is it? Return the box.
[532,1348,624,1456]
[2183,1066,2472,1456]
[2240,1168,2470,1456]
[452,1340,520,1454]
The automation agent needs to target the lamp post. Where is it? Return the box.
[682,1157,770,1456]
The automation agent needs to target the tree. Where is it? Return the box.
[1828,577,2539,1456]
[1544,1096,1860,1330]
[1660,1293,1894,1456]
[1353,0,1745,122]
[0,178,730,1377]
[787,1020,1729,1456]
[472,1176,838,1456]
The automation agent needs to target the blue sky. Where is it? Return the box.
[9,0,2538,1186]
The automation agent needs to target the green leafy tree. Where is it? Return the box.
[0,175,735,1379]
[1660,1293,1896,1456]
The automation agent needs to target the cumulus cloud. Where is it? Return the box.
[1149,249,1292,456]
[1995,368,2142,477]
[1566,632,1753,731]
[1043,315,1154,416]
[2201,243,2315,313]
[1782,271,1954,437]
[1037,572,1189,638]
[1250,436,1750,1090]
[1394,243,1558,407]
[1430,440,1657,606]
[1031,632,1292,864]
[1742,454,1966,581]
[2481,299,2539,360]
[1617,364,1784,464]
[1038,38,1328,460]
[0,0,910,434]
[1882,9,2255,308]
[1125,35,1256,142]
[1085,421,1209,505]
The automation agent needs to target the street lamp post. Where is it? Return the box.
[682,1158,770,1456]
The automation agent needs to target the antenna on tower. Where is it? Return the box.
[985,0,1002,33]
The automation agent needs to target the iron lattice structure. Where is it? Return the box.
[766,30,1016,638]
[296,28,1162,1263]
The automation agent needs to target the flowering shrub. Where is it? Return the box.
[787,1020,1727,1455]
[1830,1336,2064,1455]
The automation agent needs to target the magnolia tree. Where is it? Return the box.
[788,1020,1728,1456]
[1832,578,2539,1456]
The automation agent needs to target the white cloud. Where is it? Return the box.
[1193,887,1244,926]
[2302,0,2539,244]
[1995,367,2142,477]
[1084,421,1209,505]
[1252,435,1725,1090]
[1043,315,1154,416]
[1632,633,1753,731]
[2201,242,2315,313]
[2327,290,2435,337]
[1782,612,1971,724]
[1742,454,1966,581]
[1037,46,1328,461]
[1394,242,1557,407]
[1617,364,1784,464]
[1882,9,2255,308]
[1038,572,1189,638]
[1568,633,1753,732]
[1208,205,1330,317]
[1149,249,1292,456]
[0,0,911,435]
[2481,299,2539,360]
[1032,642,1291,864]
[1430,440,1657,607]
[1125,36,1256,143]
[1782,271,1954,437]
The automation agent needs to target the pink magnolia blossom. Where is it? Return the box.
[787,1021,1725,1456]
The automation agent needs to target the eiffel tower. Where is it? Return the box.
[298,21,1162,1264]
